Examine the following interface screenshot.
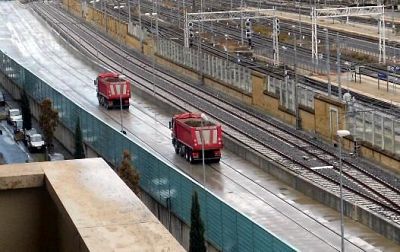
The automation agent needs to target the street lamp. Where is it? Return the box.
[138,0,143,52]
[119,74,127,135]
[143,12,158,110]
[323,28,331,97]
[200,113,208,187]
[200,112,208,250]
[337,129,350,252]
[113,3,126,52]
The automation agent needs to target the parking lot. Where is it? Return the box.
[0,120,29,164]
[0,87,71,164]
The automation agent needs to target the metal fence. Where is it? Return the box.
[347,102,400,155]
[254,47,329,75]
[157,39,252,93]
[0,50,296,252]
[268,76,315,112]
[268,73,400,155]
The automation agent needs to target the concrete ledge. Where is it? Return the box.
[0,159,184,251]
[0,164,44,189]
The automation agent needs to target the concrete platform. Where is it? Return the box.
[0,1,399,251]
[0,158,184,251]
[275,9,400,43]
[312,72,400,107]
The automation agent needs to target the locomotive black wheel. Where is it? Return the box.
[188,153,194,164]
[179,146,185,157]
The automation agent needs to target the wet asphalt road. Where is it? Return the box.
[0,120,28,164]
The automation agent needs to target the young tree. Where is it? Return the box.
[39,99,59,153]
[20,90,32,130]
[118,150,140,195]
[189,191,206,252]
[74,117,85,159]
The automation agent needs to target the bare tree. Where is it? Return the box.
[20,90,32,130]
[118,150,140,195]
[39,99,59,153]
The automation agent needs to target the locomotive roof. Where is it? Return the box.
[98,72,119,78]
[174,113,216,127]
[98,72,127,83]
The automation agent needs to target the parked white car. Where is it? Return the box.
[7,108,22,125]
[24,128,45,152]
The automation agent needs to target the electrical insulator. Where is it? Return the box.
[245,18,252,42]
[276,18,280,36]
[188,22,194,47]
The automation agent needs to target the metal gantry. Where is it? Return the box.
[184,8,281,65]
[311,6,386,64]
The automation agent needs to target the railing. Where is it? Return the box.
[157,39,252,93]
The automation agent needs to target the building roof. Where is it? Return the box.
[0,158,184,251]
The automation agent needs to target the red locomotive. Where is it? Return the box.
[94,72,131,109]
[169,113,223,163]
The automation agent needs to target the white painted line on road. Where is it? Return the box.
[311,166,334,170]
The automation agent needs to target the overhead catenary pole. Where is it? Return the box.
[146,2,158,108]
[155,7,159,97]
[101,0,106,29]
[127,0,131,25]
[240,0,244,44]
[294,31,300,130]
[379,10,386,64]
[336,33,342,100]
[138,0,143,52]
[199,0,204,84]
[299,3,302,46]
[312,6,385,64]
[184,8,276,49]
[325,28,331,96]
[311,7,317,65]
[392,4,395,35]
[272,14,280,66]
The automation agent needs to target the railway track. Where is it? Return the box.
[148,0,400,91]
[133,1,400,91]
[33,3,400,226]
[134,1,400,120]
